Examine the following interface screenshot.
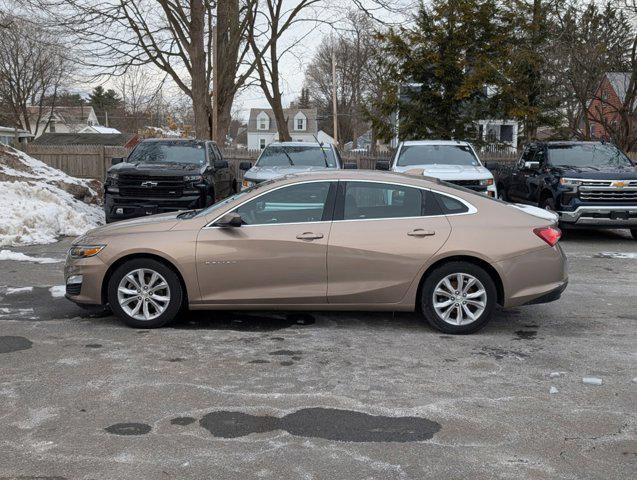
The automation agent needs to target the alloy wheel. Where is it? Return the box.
[117,268,171,321]
[432,273,487,326]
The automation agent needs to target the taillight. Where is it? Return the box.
[534,226,561,247]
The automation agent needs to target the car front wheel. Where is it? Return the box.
[421,261,497,334]
[631,229,637,240]
[107,259,184,328]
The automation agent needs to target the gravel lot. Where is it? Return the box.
[0,229,635,480]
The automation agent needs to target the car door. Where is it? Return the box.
[327,181,451,305]
[196,181,336,305]
[508,146,535,203]
[208,143,233,200]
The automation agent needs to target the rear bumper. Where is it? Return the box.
[557,205,637,228]
[498,244,568,308]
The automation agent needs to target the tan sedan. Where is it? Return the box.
[65,171,567,334]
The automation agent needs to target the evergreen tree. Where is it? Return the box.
[89,86,122,125]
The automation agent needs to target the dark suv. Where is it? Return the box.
[495,141,637,238]
[104,139,236,223]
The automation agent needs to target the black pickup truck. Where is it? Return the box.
[493,141,637,238]
[104,139,236,223]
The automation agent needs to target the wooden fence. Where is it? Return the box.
[25,143,524,181]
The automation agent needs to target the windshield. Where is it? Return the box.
[128,141,206,165]
[548,144,633,168]
[397,145,480,167]
[256,145,337,168]
[194,179,276,218]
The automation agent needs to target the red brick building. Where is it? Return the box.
[586,72,634,140]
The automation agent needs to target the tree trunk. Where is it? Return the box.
[272,98,290,141]
[190,0,212,139]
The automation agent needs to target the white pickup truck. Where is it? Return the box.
[377,140,497,197]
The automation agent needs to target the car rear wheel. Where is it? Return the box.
[421,262,497,334]
[107,259,184,328]
[631,229,637,240]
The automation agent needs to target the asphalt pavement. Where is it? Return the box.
[0,229,635,479]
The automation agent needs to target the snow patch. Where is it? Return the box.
[0,250,62,263]
[0,145,104,246]
[595,252,637,259]
[549,372,563,378]
[549,386,558,394]
[582,377,603,386]
[49,285,66,298]
[5,286,34,294]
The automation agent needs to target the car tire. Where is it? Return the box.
[107,258,184,328]
[631,229,637,240]
[420,261,497,334]
[497,187,507,201]
[541,197,556,211]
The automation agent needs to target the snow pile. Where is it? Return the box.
[0,250,62,263]
[0,146,104,246]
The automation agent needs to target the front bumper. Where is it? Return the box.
[557,206,637,227]
[64,254,108,306]
[105,193,202,221]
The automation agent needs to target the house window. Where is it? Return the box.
[294,112,307,131]
[257,111,269,131]
[49,120,56,133]
[500,125,513,143]
[259,138,266,149]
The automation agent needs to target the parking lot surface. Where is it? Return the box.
[0,230,635,479]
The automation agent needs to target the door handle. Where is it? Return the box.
[407,229,435,237]
[296,232,324,240]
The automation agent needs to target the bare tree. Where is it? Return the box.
[26,0,257,142]
[246,0,323,141]
[0,16,69,136]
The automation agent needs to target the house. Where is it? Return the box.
[32,132,139,149]
[0,126,34,147]
[79,125,121,134]
[24,105,100,138]
[247,108,318,149]
[476,119,518,152]
[586,72,634,139]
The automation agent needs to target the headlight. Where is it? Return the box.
[480,178,494,186]
[242,179,255,189]
[559,178,582,188]
[68,245,105,259]
[184,175,203,182]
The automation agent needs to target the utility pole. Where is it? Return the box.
[212,23,218,143]
[331,45,338,146]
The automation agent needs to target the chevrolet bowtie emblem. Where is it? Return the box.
[141,181,158,187]
[612,181,626,188]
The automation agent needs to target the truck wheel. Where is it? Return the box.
[420,261,497,334]
[541,197,556,211]
[497,187,507,201]
[631,229,637,240]
[107,258,184,328]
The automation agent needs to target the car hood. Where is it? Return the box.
[551,165,637,179]
[108,161,204,176]
[244,165,335,181]
[393,164,493,180]
[74,212,182,243]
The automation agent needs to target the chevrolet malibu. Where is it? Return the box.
[65,171,567,334]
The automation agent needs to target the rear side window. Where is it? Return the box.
[342,182,423,220]
[433,192,469,214]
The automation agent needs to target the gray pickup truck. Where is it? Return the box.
[240,141,355,189]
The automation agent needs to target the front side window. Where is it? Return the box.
[343,182,423,220]
[396,145,480,167]
[236,182,332,225]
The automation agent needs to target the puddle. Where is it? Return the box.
[170,416,196,426]
[85,344,102,348]
[198,407,441,442]
[0,336,32,354]
[171,312,316,332]
[514,330,537,340]
[104,422,151,435]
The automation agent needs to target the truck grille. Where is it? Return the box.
[447,180,487,192]
[579,180,637,202]
[118,174,186,198]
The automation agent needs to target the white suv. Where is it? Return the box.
[381,140,497,197]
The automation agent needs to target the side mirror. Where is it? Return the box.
[483,161,495,170]
[214,211,242,228]
[111,157,124,165]
[214,160,229,169]
[239,161,252,171]
[524,161,540,170]
[375,160,390,171]
[343,162,358,170]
